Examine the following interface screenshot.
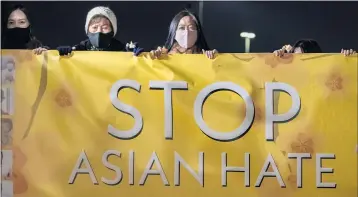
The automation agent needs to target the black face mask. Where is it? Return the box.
[3,27,31,49]
[87,32,114,49]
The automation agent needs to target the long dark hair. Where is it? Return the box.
[292,39,322,53]
[164,10,210,51]
[2,4,42,49]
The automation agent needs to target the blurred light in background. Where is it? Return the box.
[240,32,256,53]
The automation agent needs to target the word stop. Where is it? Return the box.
[108,80,301,141]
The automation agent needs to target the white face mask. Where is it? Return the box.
[175,29,197,49]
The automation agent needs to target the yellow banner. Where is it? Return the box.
[1,51,357,197]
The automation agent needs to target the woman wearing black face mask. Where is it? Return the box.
[57,6,143,56]
[2,4,48,55]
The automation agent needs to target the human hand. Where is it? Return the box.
[149,46,167,59]
[57,46,74,56]
[33,47,48,55]
[274,45,292,57]
[202,49,218,59]
[341,48,356,56]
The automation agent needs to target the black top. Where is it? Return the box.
[1,38,46,50]
[73,38,126,52]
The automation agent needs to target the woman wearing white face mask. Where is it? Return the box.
[150,10,217,59]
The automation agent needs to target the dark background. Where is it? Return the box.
[2,1,358,52]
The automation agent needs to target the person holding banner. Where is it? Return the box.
[2,4,48,55]
[273,39,356,56]
[150,10,217,59]
[57,6,143,56]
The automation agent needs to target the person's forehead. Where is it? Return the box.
[179,16,194,25]
[90,17,110,25]
[294,47,302,52]
[9,9,27,20]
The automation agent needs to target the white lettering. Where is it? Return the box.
[265,82,301,141]
[68,150,98,185]
[174,151,204,186]
[129,150,135,185]
[221,152,250,187]
[288,153,311,188]
[194,82,254,141]
[149,81,188,139]
[108,79,143,139]
[316,153,336,188]
[139,152,169,186]
[255,153,285,187]
[101,150,123,185]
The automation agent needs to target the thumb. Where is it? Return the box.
[202,49,206,54]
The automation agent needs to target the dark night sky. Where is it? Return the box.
[1,1,358,52]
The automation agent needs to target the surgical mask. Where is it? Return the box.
[4,27,31,49]
[175,30,197,49]
[87,32,114,49]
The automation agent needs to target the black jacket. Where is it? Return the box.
[73,38,126,52]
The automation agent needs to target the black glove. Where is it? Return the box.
[125,42,144,56]
[133,47,144,56]
[57,46,73,56]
